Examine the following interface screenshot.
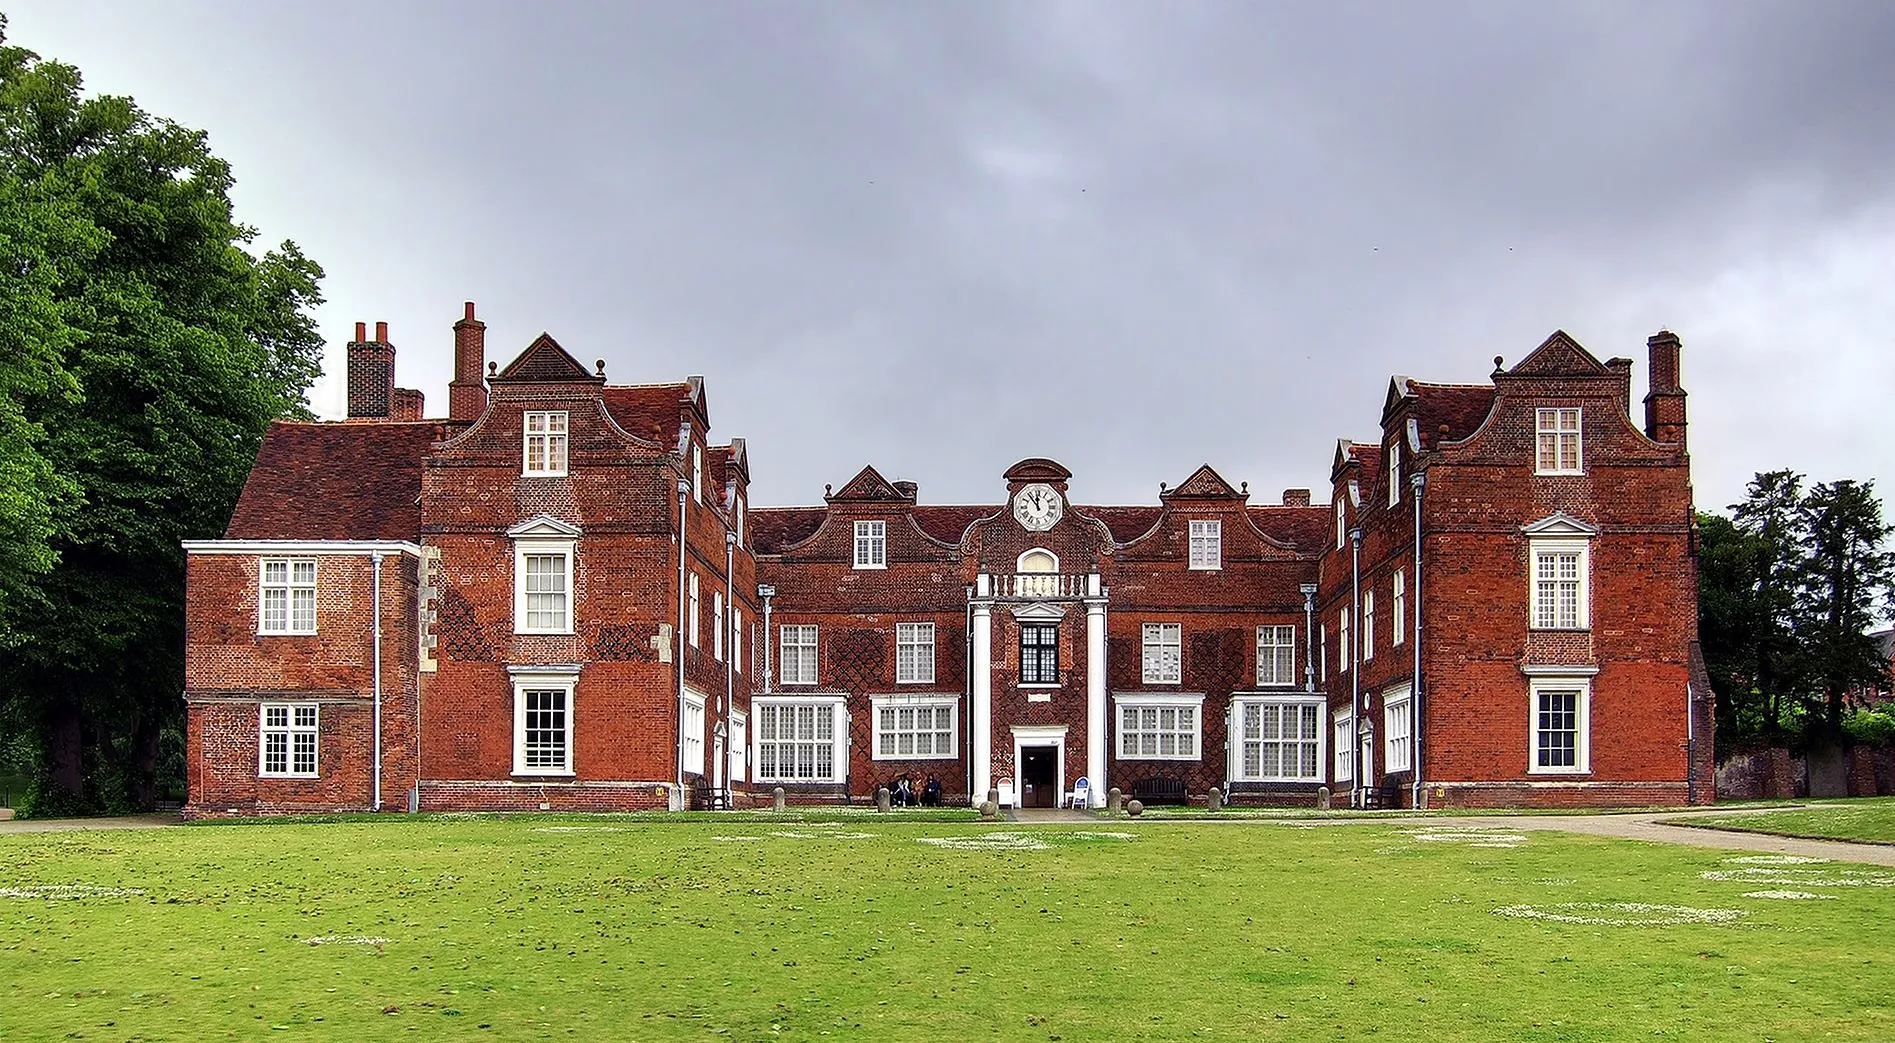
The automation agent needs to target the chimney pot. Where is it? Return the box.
[353,321,366,342]
[463,301,476,321]
[448,301,490,421]
[375,320,388,342]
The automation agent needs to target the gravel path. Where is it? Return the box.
[0,813,183,834]
[1368,807,1895,867]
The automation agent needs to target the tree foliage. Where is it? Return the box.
[0,16,326,813]
[1699,470,1895,752]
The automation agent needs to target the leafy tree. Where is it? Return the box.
[1700,471,1895,752]
[0,16,325,814]
[1794,479,1895,738]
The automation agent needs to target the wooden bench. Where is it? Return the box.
[1130,777,1188,805]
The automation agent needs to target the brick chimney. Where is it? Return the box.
[448,302,488,421]
[1643,330,1687,447]
[346,320,395,419]
[391,387,425,420]
[1605,356,1633,418]
[1282,488,1312,507]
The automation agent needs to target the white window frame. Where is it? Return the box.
[1392,570,1406,647]
[1319,623,1328,682]
[1141,622,1182,684]
[1333,707,1354,782]
[712,591,724,662]
[688,572,700,648]
[1255,625,1296,687]
[1362,592,1375,662]
[1338,608,1350,674]
[522,411,569,476]
[513,541,574,635]
[258,702,319,777]
[729,708,748,784]
[1387,442,1401,507]
[511,670,577,776]
[896,622,936,684]
[681,689,706,777]
[1529,677,1591,775]
[1535,407,1583,475]
[1335,499,1346,549]
[753,695,847,783]
[258,558,318,635]
[871,695,958,760]
[692,444,704,503]
[1114,692,1204,760]
[734,496,745,546]
[1530,537,1591,631]
[854,519,887,569]
[1384,686,1413,772]
[779,624,818,686]
[1231,695,1325,782]
[1188,519,1222,570]
[732,607,743,674]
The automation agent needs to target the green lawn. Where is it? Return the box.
[1670,797,1895,845]
[3,816,1893,1041]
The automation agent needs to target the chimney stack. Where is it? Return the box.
[1643,330,1687,447]
[1605,357,1633,418]
[346,320,395,419]
[449,301,488,421]
[1282,488,1311,508]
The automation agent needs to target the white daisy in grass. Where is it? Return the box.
[1741,890,1837,900]
[1067,831,1136,840]
[918,832,1050,851]
[1493,902,1744,927]
[533,825,626,833]
[1403,827,1528,846]
[304,935,389,946]
[1701,867,1895,887]
[1722,854,1829,866]
[0,884,145,900]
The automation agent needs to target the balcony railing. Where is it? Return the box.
[990,572,1097,600]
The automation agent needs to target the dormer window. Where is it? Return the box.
[854,520,886,569]
[1536,408,1582,474]
[1188,520,1222,570]
[523,412,568,476]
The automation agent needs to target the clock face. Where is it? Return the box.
[1012,484,1063,531]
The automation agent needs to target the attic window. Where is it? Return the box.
[1535,408,1582,475]
[523,412,568,476]
[692,445,704,503]
[1188,520,1221,570]
[854,520,886,569]
[1387,443,1401,507]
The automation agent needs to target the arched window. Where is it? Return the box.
[1017,549,1058,598]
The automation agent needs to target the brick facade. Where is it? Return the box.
[184,309,1708,815]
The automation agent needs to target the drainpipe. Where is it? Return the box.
[1300,584,1317,693]
[758,584,775,694]
[371,551,384,812]
[1410,470,1425,811]
[675,477,690,811]
[1685,682,1696,805]
[1349,527,1362,809]
[721,530,737,799]
[965,586,975,805]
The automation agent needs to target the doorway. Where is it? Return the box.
[1019,745,1059,808]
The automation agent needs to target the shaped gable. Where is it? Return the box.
[1507,330,1608,378]
[1162,464,1244,501]
[827,465,913,503]
[492,334,602,384]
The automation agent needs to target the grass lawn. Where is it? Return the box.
[1669,797,1895,845]
[3,816,1893,1041]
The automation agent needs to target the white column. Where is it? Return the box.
[1085,583,1107,808]
[971,577,994,803]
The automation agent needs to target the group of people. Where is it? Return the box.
[883,774,943,808]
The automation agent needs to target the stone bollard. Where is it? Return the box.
[1126,799,1144,817]
[1207,787,1222,812]
[1107,787,1123,814]
[986,788,999,810]
[979,800,999,821]
[1316,785,1331,811]
[773,786,786,813]
[876,786,892,813]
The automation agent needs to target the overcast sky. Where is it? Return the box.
[11,2,1894,512]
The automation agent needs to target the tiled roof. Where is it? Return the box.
[1246,505,1332,552]
[913,506,997,545]
[602,384,689,450]
[1409,382,1496,445]
[1084,506,1162,543]
[748,507,828,553]
[225,421,437,541]
[707,446,731,507]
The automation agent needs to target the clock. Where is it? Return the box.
[1012,483,1063,531]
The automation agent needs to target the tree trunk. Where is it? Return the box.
[40,693,85,809]
[128,711,161,809]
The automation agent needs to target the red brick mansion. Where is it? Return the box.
[182,304,1714,815]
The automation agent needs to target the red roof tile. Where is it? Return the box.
[1410,383,1496,446]
[913,505,998,544]
[1084,506,1162,543]
[748,507,828,553]
[225,421,437,541]
[707,446,731,507]
[1246,505,1331,552]
[602,384,688,450]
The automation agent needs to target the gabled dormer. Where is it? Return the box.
[489,334,605,386]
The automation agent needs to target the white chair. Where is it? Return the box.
[996,777,1017,809]
[1068,777,1091,809]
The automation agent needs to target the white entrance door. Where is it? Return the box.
[730,711,748,785]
